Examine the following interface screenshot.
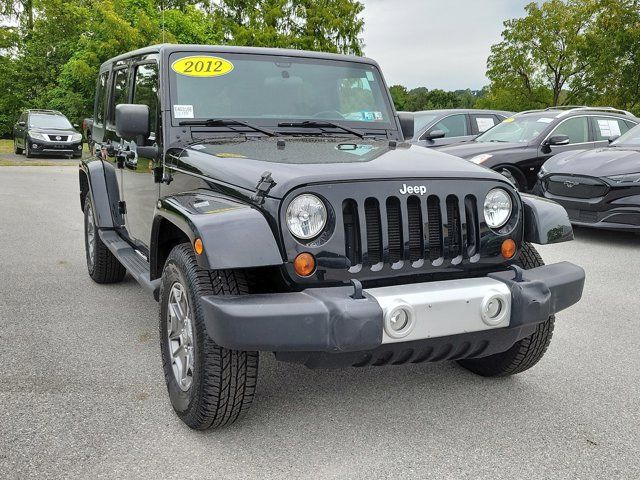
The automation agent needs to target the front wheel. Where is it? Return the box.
[160,244,259,430]
[458,243,555,377]
[25,142,34,158]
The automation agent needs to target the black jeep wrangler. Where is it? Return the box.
[79,44,585,430]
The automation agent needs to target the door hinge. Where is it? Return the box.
[251,171,276,205]
[119,201,127,214]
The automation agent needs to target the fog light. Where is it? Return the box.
[32,144,38,149]
[293,252,315,277]
[501,239,516,259]
[481,294,508,326]
[384,304,414,339]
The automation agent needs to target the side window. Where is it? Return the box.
[95,72,109,125]
[592,117,631,141]
[132,63,159,136]
[551,117,589,144]
[471,115,496,133]
[429,114,468,137]
[108,68,130,126]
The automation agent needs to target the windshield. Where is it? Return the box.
[476,115,552,143]
[169,53,394,128]
[29,113,72,129]
[612,123,640,146]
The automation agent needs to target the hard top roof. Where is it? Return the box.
[101,44,377,70]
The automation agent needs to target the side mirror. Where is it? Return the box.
[73,123,80,128]
[115,104,150,142]
[545,134,570,147]
[397,112,414,140]
[18,121,26,127]
[425,129,446,141]
[608,135,620,144]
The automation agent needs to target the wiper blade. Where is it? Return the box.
[178,118,277,137]
[277,120,365,139]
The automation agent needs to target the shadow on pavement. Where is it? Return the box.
[572,225,640,247]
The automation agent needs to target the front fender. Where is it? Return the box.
[520,193,573,244]
[152,192,284,273]
[79,157,122,228]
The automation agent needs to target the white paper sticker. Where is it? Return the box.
[365,71,375,82]
[537,117,553,123]
[597,119,621,137]
[173,104,194,119]
[475,117,495,132]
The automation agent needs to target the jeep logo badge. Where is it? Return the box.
[399,184,427,195]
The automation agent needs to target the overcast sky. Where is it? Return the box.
[361,0,537,90]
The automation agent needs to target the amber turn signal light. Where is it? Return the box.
[294,252,316,277]
[501,239,516,260]
[194,238,204,255]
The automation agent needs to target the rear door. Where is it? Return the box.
[590,116,635,148]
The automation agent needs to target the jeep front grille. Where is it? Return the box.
[342,194,480,270]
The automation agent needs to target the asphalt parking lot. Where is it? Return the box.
[1,166,639,479]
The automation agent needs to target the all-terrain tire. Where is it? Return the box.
[160,244,259,430]
[14,138,23,155]
[83,196,126,283]
[458,243,555,377]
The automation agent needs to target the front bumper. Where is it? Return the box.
[28,138,83,155]
[201,262,585,364]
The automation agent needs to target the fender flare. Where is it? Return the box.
[151,193,284,277]
[520,193,574,244]
[79,157,122,228]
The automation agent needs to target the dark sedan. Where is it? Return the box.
[535,124,640,232]
[13,109,84,158]
[436,107,638,192]
[399,109,512,147]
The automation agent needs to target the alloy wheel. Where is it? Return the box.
[167,282,195,391]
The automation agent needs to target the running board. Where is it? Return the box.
[99,229,161,301]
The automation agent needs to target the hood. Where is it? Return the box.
[545,147,640,177]
[436,141,527,159]
[173,137,506,198]
[29,126,78,135]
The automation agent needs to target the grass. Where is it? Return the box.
[0,138,81,166]
[0,139,13,154]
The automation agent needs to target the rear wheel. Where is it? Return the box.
[14,137,23,155]
[160,244,259,430]
[83,196,126,283]
[458,243,555,377]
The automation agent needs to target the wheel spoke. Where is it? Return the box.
[166,281,194,391]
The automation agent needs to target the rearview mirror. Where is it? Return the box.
[546,134,570,146]
[425,129,446,141]
[397,112,414,140]
[115,104,150,142]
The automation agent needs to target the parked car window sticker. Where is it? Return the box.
[596,118,622,139]
[172,56,234,78]
[475,117,495,132]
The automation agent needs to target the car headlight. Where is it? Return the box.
[606,173,640,184]
[470,154,493,164]
[286,194,327,240]
[538,163,548,178]
[484,188,512,229]
[29,132,46,141]
[71,133,83,142]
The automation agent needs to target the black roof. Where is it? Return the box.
[101,44,377,70]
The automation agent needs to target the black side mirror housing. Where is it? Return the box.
[115,104,150,142]
[545,134,570,147]
[397,112,414,141]
[608,135,620,144]
[425,129,446,141]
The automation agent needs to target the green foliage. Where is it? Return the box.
[388,85,487,112]
[0,0,364,136]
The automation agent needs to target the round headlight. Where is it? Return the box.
[286,194,327,240]
[484,188,512,229]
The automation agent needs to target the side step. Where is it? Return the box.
[99,229,161,300]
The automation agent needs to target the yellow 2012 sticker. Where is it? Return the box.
[502,117,515,123]
[172,56,234,77]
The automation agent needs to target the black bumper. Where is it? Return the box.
[29,139,83,155]
[200,262,585,364]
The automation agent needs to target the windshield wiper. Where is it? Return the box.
[277,120,365,139]
[178,118,277,137]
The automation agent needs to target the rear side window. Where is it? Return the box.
[108,68,130,125]
[429,114,467,137]
[551,117,589,144]
[132,63,159,136]
[95,72,109,125]
[592,117,631,141]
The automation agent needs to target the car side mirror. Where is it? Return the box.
[425,129,446,141]
[397,112,414,141]
[18,121,26,127]
[73,123,80,128]
[608,135,620,144]
[115,104,150,142]
[545,134,570,147]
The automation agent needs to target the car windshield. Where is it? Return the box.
[29,113,72,129]
[475,115,552,143]
[413,113,438,134]
[611,123,640,146]
[169,52,394,129]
